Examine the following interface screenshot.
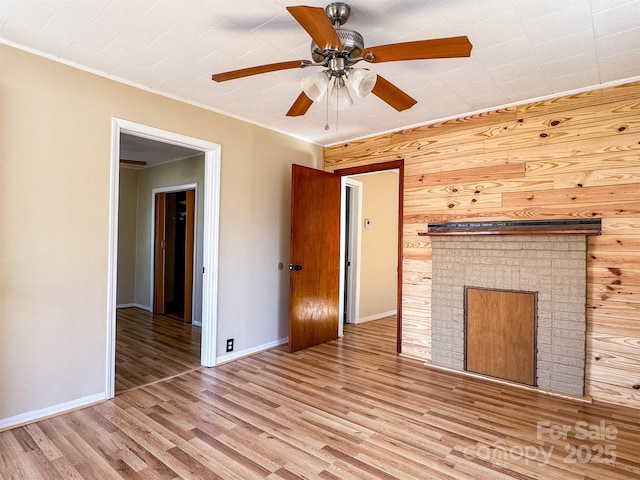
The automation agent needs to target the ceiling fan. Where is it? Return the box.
[211,3,472,117]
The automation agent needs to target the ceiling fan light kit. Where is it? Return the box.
[301,67,374,103]
[347,68,377,98]
[301,71,330,102]
[211,3,473,121]
[329,76,353,110]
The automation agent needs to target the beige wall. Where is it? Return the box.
[0,44,322,424]
[325,82,640,408]
[116,167,139,305]
[355,172,399,320]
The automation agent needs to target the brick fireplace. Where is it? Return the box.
[426,220,601,397]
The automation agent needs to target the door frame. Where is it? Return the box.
[334,160,404,353]
[151,185,197,320]
[107,118,221,398]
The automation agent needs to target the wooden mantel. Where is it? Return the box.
[419,219,602,236]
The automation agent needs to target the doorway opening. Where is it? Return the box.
[342,178,362,325]
[153,188,195,322]
[335,160,404,353]
[107,118,221,399]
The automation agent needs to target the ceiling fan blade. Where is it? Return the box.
[212,60,309,82]
[362,36,472,63]
[371,75,417,112]
[286,92,314,117]
[286,6,343,51]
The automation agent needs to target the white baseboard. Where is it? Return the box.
[116,303,151,311]
[0,392,106,432]
[216,337,288,364]
[356,310,396,324]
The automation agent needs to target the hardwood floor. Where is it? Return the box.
[116,308,202,394]
[1,316,638,479]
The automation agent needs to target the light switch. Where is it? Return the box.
[364,218,371,229]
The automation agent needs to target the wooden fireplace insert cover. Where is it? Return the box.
[465,287,537,386]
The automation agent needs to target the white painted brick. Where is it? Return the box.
[553,311,586,323]
[552,338,585,352]
[538,343,553,354]
[550,381,583,396]
[523,258,552,267]
[553,301,586,314]
[552,363,585,377]
[537,331,552,345]
[553,320,585,332]
[550,370,584,385]
[553,329,586,341]
[552,354,586,369]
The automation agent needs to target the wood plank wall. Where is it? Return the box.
[324,81,640,408]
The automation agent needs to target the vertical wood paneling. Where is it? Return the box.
[324,81,640,408]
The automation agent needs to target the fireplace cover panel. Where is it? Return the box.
[465,287,537,386]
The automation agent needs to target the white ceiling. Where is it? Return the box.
[2,0,639,148]
[119,133,202,167]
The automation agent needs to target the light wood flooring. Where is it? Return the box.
[1,316,639,479]
[115,308,202,394]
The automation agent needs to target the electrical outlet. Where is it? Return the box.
[226,338,234,352]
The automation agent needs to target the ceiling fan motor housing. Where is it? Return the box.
[311,28,364,64]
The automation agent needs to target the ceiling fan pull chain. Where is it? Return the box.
[324,79,330,130]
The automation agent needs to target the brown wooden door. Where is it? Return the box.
[288,165,341,352]
[465,287,536,385]
[154,193,167,314]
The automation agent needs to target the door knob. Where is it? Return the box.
[289,264,303,271]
